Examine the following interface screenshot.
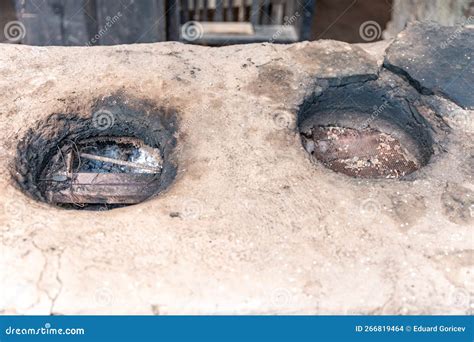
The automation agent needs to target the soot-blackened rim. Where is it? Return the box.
[297,79,435,178]
[13,95,178,209]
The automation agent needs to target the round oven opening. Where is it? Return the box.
[13,98,177,210]
[298,82,434,179]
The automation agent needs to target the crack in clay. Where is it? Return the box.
[30,240,64,315]
[383,63,434,96]
[50,251,64,315]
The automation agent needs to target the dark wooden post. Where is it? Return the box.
[13,0,90,45]
[94,0,166,45]
[299,0,315,41]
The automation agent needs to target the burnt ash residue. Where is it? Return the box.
[302,126,419,179]
[13,94,178,210]
[298,72,437,179]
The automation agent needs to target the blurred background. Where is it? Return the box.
[0,0,472,46]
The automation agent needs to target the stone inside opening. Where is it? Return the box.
[298,82,434,179]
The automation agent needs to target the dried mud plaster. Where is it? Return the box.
[0,22,472,315]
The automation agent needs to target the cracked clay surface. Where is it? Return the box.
[0,22,472,314]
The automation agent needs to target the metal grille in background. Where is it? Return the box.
[10,0,315,46]
[170,0,315,44]
[179,0,295,24]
